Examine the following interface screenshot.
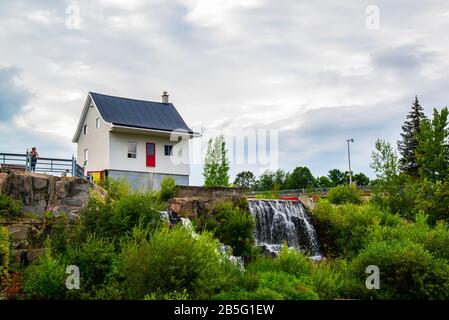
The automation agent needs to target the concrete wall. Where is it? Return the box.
[76,98,110,172]
[108,169,189,192]
[109,131,190,176]
[175,186,244,200]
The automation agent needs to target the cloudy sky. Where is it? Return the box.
[1,0,449,185]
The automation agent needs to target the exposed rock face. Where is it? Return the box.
[0,169,100,219]
[1,218,47,265]
[169,186,246,218]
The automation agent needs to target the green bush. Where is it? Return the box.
[0,227,11,284]
[350,240,449,299]
[63,235,118,299]
[312,200,400,257]
[120,225,239,300]
[214,247,319,300]
[78,191,163,242]
[327,185,362,205]
[0,194,22,218]
[159,176,177,201]
[197,202,256,258]
[23,239,66,299]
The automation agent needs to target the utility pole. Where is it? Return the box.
[347,139,354,186]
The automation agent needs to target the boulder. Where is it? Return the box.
[0,170,98,218]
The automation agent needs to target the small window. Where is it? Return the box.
[96,118,100,129]
[164,145,173,156]
[83,149,88,166]
[83,124,87,135]
[128,141,137,159]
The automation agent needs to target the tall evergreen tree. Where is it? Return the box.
[397,96,426,177]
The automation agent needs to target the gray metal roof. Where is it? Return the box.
[90,92,193,133]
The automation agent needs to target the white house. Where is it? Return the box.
[72,91,198,191]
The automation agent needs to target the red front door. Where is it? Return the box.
[146,143,156,167]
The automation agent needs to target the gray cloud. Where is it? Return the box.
[1,0,449,184]
[0,66,31,121]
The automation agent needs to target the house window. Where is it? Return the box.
[96,118,100,129]
[83,149,88,166]
[164,145,173,156]
[128,141,137,159]
[83,124,87,135]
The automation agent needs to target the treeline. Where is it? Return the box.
[202,130,370,191]
[233,168,370,191]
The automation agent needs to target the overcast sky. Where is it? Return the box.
[1,0,449,185]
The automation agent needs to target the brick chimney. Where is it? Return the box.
[162,91,169,104]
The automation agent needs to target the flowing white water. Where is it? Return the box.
[248,199,321,258]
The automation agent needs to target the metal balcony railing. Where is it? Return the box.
[0,151,85,178]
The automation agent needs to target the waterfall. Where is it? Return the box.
[248,199,321,258]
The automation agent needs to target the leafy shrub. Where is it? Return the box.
[23,239,66,299]
[159,176,177,201]
[327,185,362,205]
[120,225,239,300]
[0,226,11,284]
[63,235,118,298]
[246,246,313,276]
[115,193,163,230]
[0,194,22,218]
[197,202,256,257]
[144,289,189,300]
[78,190,163,242]
[99,177,132,201]
[214,247,318,300]
[367,213,449,261]
[350,240,449,299]
[312,200,401,257]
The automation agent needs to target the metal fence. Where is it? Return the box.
[0,152,85,178]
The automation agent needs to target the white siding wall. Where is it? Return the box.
[76,104,110,172]
[109,131,190,176]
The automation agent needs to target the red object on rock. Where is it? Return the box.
[279,196,298,201]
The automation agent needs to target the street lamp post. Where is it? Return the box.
[347,139,354,186]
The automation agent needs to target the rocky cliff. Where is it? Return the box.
[0,169,101,219]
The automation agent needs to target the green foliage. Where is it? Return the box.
[327,185,362,205]
[120,225,239,300]
[159,176,177,201]
[327,169,346,186]
[63,235,118,298]
[214,247,318,300]
[352,172,370,186]
[0,227,11,284]
[196,202,256,258]
[0,194,22,218]
[351,240,449,299]
[371,139,399,182]
[256,169,288,191]
[312,200,400,257]
[144,289,189,300]
[99,177,132,201]
[23,239,66,299]
[285,166,315,190]
[203,135,230,187]
[78,189,163,242]
[234,171,257,190]
[397,96,426,177]
[315,176,333,188]
[416,107,449,182]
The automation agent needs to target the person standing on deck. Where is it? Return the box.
[29,147,39,172]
